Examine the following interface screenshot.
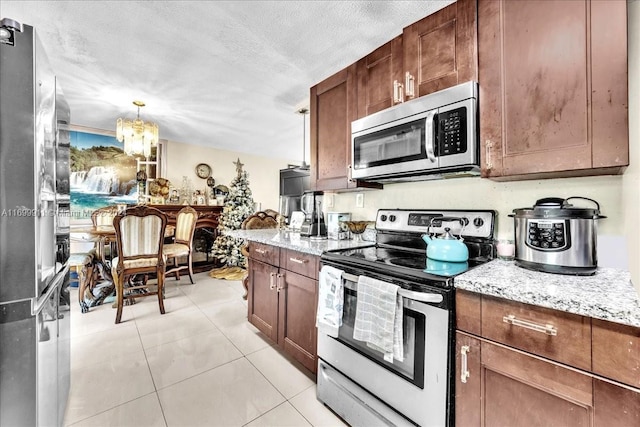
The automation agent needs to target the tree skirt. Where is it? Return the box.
[209,266,247,281]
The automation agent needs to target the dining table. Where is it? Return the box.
[71,224,175,313]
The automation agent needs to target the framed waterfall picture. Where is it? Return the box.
[69,127,165,221]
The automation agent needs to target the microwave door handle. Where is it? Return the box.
[425,110,437,163]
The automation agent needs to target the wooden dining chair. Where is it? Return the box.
[91,205,119,262]
[163,206,198,284]
[110,205,168,324]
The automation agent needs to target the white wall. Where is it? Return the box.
[330,1,640,291]
[165,140,293,212]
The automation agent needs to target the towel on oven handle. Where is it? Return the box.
[353,275,404,363]
[316,265,345,338]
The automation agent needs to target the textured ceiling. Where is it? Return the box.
[2,0,454,162]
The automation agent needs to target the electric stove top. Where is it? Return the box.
[321,208,496,287]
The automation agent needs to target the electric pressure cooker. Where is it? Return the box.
[510,197,606,275]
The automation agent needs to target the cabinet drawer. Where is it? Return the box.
[481,296,591,370]
[249,242,280,266]
[592,319,640,388]
[280,249,319,279]
[456,289,482,335]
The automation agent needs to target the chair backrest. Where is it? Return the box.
[113,206,167,263]
[174,206,198,246]
[241,211,278,230]
[91,206,119,227]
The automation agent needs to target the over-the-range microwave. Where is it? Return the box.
[351,81,479,182]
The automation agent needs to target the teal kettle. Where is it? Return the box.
[422,227,469,262]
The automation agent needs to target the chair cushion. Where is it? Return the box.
[163,243,190,257]
[112,256,164,272]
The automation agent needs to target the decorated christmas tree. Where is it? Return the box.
[210,158,254,268]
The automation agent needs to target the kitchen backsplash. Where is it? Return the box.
[330,173,627,268]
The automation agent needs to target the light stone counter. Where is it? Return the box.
[455,260,640,328]
[225,228,376,257]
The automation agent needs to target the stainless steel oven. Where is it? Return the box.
[318,268,451,426]
[351,82,478,182]
[317,209,496,427]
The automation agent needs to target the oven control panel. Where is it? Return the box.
[376,209,495,239]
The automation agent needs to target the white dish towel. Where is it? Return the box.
[316,265,345,338]
[353,275,404,363]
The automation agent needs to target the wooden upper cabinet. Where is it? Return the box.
[403,0,478,99]
[479,0,628,180]
[356,36,403,119]
[355,0,477,118]
[310,64,382,191]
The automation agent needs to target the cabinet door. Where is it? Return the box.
[403,0,477,99]
[593,378,640,427]
[481,340,593,426]
[479,0,628,179]
[277,270,318,373]
[310,65,382,191]
[247,259,279,341]
[356,35,403,119]
[455,332,481,426]
[310,65,356,191]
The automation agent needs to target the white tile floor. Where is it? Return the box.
[64,272,348,427]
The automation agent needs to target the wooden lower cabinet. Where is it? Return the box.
[456,331,594,426]
[247,243,319,374]
[455,289,640,426]
[247,259,278,341]
[278,270,318,373]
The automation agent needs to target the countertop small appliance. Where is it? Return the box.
[511,196,605,275]
[300,190,326,238]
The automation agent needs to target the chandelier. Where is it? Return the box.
[116,100,159,157]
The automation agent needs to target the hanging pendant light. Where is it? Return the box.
[295,107,310,170]
[116,100,159,157]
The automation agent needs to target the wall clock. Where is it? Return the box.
[195,163,212,179]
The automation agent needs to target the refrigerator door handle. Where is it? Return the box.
[32,263,68,315]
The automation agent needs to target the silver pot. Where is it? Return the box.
[510,197,606,275]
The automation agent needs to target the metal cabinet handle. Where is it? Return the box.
[269,272,276,290]
[255,248,267,255]
[393,80,404,104]
[289,257,308,264]
[485,140,493,170]
[405,71,415,99]
[503,314,558,336]
[460,345,470,384]
[276,273,285,292]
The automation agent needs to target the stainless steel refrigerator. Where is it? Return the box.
[0,18,71,426]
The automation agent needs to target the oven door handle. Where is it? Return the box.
[341,272,443,304]
[398,288,443,304]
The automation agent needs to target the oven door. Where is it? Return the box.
[317,268,452,427]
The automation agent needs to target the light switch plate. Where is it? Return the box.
[355,193,364,208]
[325,194,334,208]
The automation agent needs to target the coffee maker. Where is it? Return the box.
[300,190,327,238]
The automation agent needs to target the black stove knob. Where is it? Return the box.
[473,217,484,227]
[380,214,388,222]
[389,215,397,222]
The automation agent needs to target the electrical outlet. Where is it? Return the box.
[355,193,364,208]
[325,194,334,208]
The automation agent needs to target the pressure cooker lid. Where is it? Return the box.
[512,196,605,219]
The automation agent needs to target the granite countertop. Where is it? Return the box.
[456,260,640,328]
[225,228,376,256]
[229,228,640,328]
